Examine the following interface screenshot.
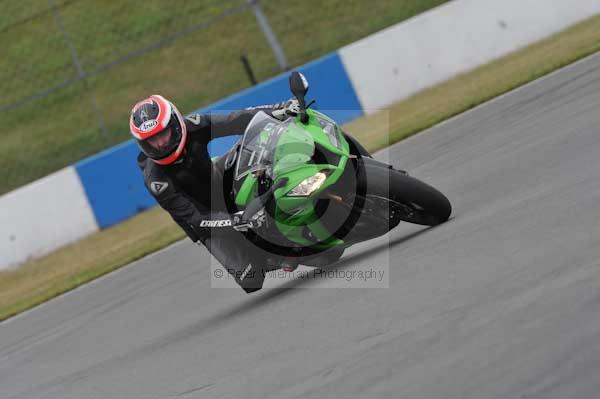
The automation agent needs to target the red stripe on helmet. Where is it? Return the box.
[152,103,188,165]
[151,95,171,128]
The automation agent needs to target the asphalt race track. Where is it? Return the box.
[3,53,600,399]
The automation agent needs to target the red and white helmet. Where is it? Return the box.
[129,94,187,165]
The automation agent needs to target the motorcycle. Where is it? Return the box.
[221,72,451,269]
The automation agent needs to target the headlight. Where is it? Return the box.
[286,172,327,196]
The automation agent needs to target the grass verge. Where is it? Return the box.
[1,15,600,322]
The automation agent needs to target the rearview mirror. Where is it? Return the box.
[289,71,309,124]
[289,71,309,100]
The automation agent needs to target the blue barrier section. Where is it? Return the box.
[76,51,364,229]
[75,140,155,228]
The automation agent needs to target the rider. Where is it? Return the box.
[130,94,298,293]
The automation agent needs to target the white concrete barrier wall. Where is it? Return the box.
[339,0,600,112]
[0,167,99,269]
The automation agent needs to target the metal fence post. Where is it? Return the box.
[247,0,289,71]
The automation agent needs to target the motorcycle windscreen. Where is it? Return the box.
[234,111,314,180]
[235,111,286,180]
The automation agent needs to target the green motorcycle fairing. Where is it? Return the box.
[233,110,350,249]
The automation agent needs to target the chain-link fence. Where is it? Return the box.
[0,0,447,195]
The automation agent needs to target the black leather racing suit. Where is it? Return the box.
[138,105,284,293]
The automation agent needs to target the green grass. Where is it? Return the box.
[0,0,446,194]
[1,13,599,323]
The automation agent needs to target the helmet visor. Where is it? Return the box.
[137,113,183,160]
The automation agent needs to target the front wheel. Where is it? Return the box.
[360,158,451,226]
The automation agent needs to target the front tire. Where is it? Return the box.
[360,158,451,226]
